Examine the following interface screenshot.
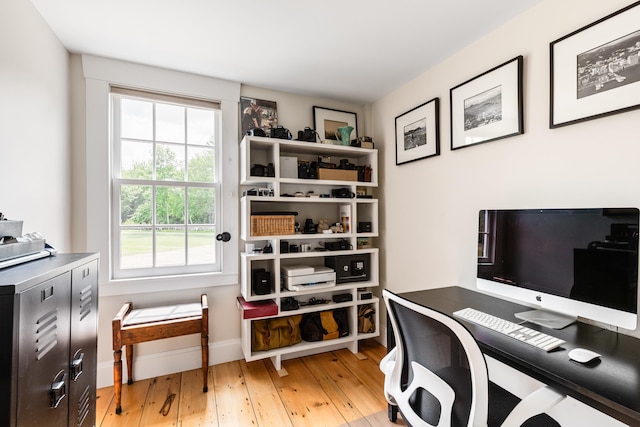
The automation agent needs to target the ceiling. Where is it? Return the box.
[30,0,542,104]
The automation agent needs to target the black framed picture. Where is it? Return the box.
[240,97,278,136]
[550,1,640,128]
[395,98,440,165]
[450,56,524,150]
[313,106,358,144]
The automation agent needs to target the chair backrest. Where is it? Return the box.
[383,290,490,427]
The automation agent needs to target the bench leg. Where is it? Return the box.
[201,334,209,392]
[114,349,123,415]
[125,344,134,385]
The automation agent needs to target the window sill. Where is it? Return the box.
[99,272,239,297]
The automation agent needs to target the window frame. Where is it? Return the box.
[82,54,240,296]
[110,90,223,279]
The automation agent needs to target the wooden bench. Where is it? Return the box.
[112,294,209,414]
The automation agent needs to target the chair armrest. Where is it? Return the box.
[501,386,565,427]
[380,346,397,375]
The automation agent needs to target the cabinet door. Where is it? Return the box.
[17,272,71,425]
[69,260,98,427]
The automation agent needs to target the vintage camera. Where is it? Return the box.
[331,188,355,198]
[337,159,355,170]
[303,219,316,234]
[250,163,275,177]
[358,222,372,233]
[324,238,352,251]
[250,164,266,177]
[298,161,317,179]
[247,128,266,137]
[270,126,291,139]
[297,127,318,142]
[281,297,299,311]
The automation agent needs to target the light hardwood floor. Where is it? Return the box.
[96,339,406,427]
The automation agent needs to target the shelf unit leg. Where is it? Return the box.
[270,354,282,371]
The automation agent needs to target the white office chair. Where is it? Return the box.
[380,289,565,427]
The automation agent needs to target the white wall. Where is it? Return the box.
[0,0,70,249]
[240,85,367,138]
[372,0,640,336]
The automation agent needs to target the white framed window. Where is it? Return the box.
[83,55,239,294]
[110,87,223,279]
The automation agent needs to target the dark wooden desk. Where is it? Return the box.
[395,286,640,426]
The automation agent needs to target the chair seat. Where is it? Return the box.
[122,303,202,326]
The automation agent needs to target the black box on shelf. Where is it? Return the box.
[251,268,271,295]
[325,253,370,284]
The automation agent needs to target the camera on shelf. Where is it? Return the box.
[250,163,275,177]
[331,188,355,198]
[303,218,317,234]
[337,159,356,170]
[297,161,317,179]
[270,125,292,139]
[297,127,318,142]
[247,128,266,137]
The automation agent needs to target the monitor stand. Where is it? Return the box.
[514,309,576,329]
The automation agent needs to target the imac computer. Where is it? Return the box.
[477,208,639,330]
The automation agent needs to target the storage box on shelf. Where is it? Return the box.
[238,135,380,371]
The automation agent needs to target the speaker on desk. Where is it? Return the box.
[251,268,271,295]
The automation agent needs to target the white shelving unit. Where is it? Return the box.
[238,135,380,371]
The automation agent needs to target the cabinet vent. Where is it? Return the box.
[77,384,91,427]
[35,308,58,361]
[79,284,93,322]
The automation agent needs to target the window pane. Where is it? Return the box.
[156,103,185,143]
[156,227,185,266]
[121,185,152,225]
[155,144,185,181]
[121,140,152,179]
[155,186,185,225]
[187,108,215,146]
[188,227,216,265]
[188,188,215,224]
[121,99,153,140]
[187,146,214,183]
[120,228,153,269]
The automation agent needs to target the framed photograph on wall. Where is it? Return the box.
[450,55,523,150]
[550,1,640,128]
[240,97,278,136]
[313,106,358,144]
[395,98,440,165]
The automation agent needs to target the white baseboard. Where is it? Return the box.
[97,338,243,388]
[98,331,388,389]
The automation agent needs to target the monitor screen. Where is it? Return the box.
[477,208,639,330]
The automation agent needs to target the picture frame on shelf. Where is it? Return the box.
[240,97,278,137]
[395,97,440,165]
[313,106,358,144]
[550,1,640,128]
[450,55,523,150]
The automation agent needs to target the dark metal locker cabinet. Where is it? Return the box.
[17,272,72,425]
[69,260,99,427]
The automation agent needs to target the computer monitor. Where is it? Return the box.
[477,208,639,330]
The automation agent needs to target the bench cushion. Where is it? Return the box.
[122,303,202,326]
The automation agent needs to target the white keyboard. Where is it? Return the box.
[453,307,566,351]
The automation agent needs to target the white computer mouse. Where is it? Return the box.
[568,348,600,364]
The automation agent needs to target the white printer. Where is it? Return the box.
[281,265,336,291]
